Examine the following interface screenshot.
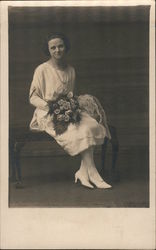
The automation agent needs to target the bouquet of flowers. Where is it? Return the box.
[48,92,81,135]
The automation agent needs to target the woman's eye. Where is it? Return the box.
[50,44,64,50]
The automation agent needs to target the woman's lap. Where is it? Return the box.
[45,112,106,156]
[30,95,110,156]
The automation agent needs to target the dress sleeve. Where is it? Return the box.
[29,67,49,111]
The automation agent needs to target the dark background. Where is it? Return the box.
[9,6,149,156]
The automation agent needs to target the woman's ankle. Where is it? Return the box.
[88,166,104,182]
[78,167,89,179]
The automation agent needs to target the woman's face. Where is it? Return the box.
[48,38,66,61]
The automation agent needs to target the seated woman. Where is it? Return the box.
[29,33,112,189]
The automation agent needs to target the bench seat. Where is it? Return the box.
[9,125,119,188]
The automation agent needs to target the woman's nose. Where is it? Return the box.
[56,47,59,52]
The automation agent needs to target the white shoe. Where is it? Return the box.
[88,168,112,189]
[75,170,94,189]
[90,178,112,189]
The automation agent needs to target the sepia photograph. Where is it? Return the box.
[1,0,155,249]
[9,4,150,208]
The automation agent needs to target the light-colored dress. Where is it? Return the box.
[29,60,111,156]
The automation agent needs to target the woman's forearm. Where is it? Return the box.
[29,95,49,111]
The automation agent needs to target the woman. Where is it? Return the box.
[29,33,112,189]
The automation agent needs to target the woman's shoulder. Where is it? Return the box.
[34,61,49,73]
[68,64,75,70]
[67,64,75,74]
[34,62,75,76]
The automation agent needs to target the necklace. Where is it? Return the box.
[48,60,69,84]
[54,67,69,84]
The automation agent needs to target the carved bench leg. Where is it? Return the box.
[110,139,120,182]
[101,125,120,182]
[101,137,109,177]
[109,126,120,182]
[111,141,119,170]
[13,142,25,188]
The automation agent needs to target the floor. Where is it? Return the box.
[9,146,149,208]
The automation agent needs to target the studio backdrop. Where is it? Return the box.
[9,6,149,156]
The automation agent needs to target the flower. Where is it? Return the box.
[67,91,73,99]
[70,103,76,110]
[64,115,70,122]
[70,99,78,109]
[58,99,64,106]
[53,103,59,109]
[63,102,71,110]
[49,93,81,135]
[67,102,71,109]
[65,110,72,116]
[70,99,75,104]
[54,109,60,114]
[57,114,64,121]
[60,105,65,111]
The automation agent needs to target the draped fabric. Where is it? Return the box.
[29,60,111,156]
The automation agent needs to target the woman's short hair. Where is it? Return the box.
[43,32,71,56]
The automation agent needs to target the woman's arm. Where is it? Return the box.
[29,87,49,111]
[29,67,49,111]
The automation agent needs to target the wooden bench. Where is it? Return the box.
[9,125,119,188]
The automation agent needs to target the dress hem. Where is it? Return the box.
[58,136,105,156]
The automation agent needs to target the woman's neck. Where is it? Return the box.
[49,58,67,70]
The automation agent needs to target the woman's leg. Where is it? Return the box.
[85,147,104,180]
[85,146,112,188]
[75,148,95,188]
[76,147,111,189]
